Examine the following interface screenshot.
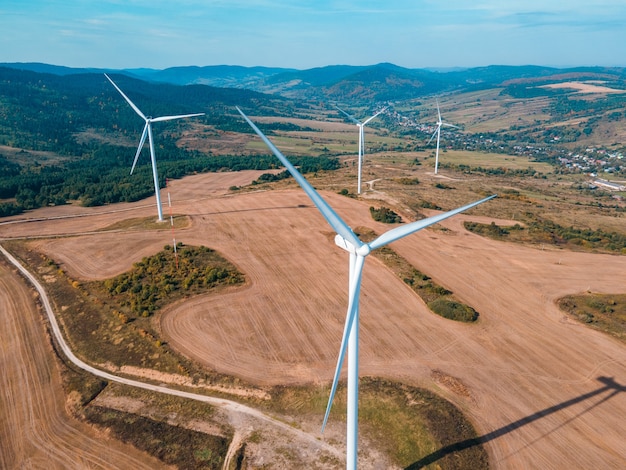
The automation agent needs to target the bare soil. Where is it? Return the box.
[0,258,172,469]
[1,168,626,469]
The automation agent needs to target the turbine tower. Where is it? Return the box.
[105,74,204,221]
[336,106,386,194]
[427,99,459,175]
[236,106,495,470]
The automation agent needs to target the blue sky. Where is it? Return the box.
[1,1,625,70]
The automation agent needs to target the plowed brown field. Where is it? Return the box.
[1,169,625,469]
[0,259,170,469]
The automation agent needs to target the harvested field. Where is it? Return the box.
[1,169,626,468]
[0,258,169,469]
[539,81,626,94]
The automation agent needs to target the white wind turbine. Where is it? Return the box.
[105,73,204,221]
[336,106,386,194]
[428,99,459,175]
[236,106,495,470]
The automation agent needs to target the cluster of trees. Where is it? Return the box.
[0,67,342,217]
[502,83,567,99]
[373,247,481,323]
[465,219,626,254]
[464,221,520,238]
[0,67,293,151]
[101,244,244,317]
[369,206,403,224]
[442,163,545,178]
[428,298,479,322]
[0,135,341,216]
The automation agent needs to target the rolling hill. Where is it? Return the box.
[5,61,626,103]
[1,62,625,218]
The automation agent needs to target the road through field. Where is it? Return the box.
[0,256,171,469]
[1,170,625,469]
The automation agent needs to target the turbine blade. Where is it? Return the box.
[322,254,366,432]
[104,73,147,121]
[362,107,386,126]
[237,107,362,248]
[335,105,361,125]
[442,122,460,129]
[130,123,149,175]
[436,99,442,122]
[426,126,439,145]
[368,194,497,250]
[150,113,205,123]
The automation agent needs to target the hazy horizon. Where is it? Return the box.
[3,61,624,74]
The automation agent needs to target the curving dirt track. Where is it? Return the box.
[2,170,626,468]
[0,259,170,469]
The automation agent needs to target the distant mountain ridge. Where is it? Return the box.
[2,61,626,102]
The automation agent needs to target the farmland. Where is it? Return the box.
[1,148,625,468]
[1,65,625,468]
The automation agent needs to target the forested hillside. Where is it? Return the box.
[0,67,332,216]
[2,63,626,218]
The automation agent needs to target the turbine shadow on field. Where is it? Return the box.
[405,376,625,469]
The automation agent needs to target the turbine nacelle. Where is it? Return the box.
[335,105,386,194]
[105,73,204,221]
[334,234,371,257]
[236,106,495,470]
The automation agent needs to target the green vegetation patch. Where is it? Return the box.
[4,241,244,373]
[428,298,479,322]
[268,378,487,469]
[101,244,244,317]
[465,218,626,254]
[370,206,403,224]
[99,215,190,231]
[356,227,480,322]
[361,379,488,470]
[395,177,420,185]
[84,406,228,469]
[558,293,626,342]
[436,149,553,173]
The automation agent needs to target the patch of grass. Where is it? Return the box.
[85,406,228,469]
[60,365,108,409]
[436,149,553,173]
[99,215,190,231]
[369,206,403,224]
[3,240,243,376]
[105,382,219,423]
[558,293,626,342]
[465,217,626,254]
[99,244,244,317]
[428,298,478,322]
[268,379,487,469]
[396,177,420,185]
[355,227,480,322]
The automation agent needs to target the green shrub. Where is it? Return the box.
[370,206,403,224]
[428,299,478,322]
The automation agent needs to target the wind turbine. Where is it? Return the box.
[336,106,386,194]
[236,106,495,470]
[105,73,204,221]
[427,99,459,175]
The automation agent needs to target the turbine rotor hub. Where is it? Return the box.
[334,234,370,257]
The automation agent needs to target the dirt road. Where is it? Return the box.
[1,170,625,468]
[0,257,171,469]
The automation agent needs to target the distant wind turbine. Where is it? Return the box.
[427,99,459,175]
[236,106,495,470]
[105,73,204,221]
[336,106,386,194]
